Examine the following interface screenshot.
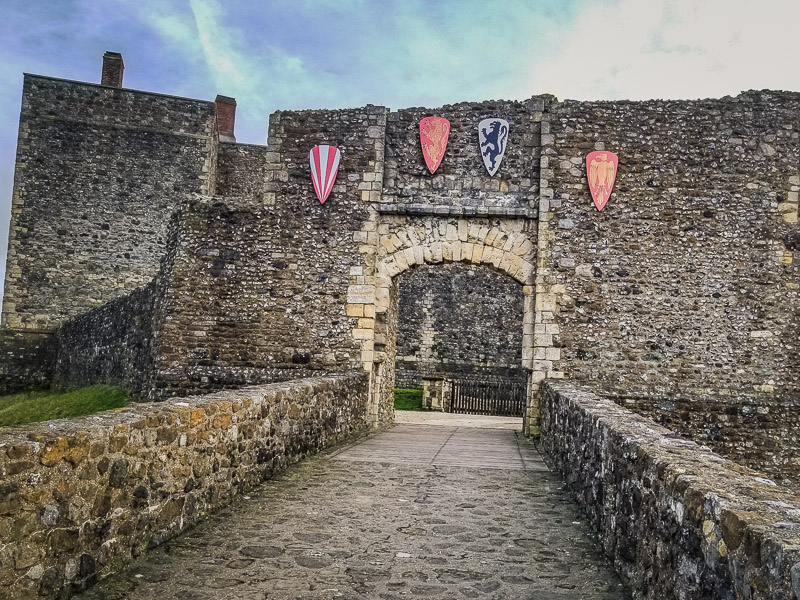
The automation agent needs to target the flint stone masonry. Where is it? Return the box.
[51,280,159,398]
[2,75,217,331]
[0,331,54,394]
[395,262,525,388]
[0,373,369,600]
[1,62,799,485]
[539,381,800,600]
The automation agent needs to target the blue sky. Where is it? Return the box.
[1,0,799,302]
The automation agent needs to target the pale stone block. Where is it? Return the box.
[461,242,474,262]
[413,245,424,265]
[534,333,553,347]
[396,229,411,248]
[545,323,560,335]
[352,328,374,340]
[545,347,561,361]
[403,247,416,266]
[346,304,364,317]
[363,304,375,318]
[485,227,500,245]
[534,324,547,334]
[452,241,462,262]
[442,242,453,261]
[423,245,433,263]
[357,318,375,329]
[471,244,484,264]
[533,359,553,372]
[349,266,363,276]
[446,224,458,241]
[431,241,443,262]
[384,258,400,278]
[457,219,468,241]
[394,250,409,272]
[534,347,548,360]
[477,226,490,242]
[468,223,481,241]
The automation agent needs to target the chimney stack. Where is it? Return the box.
[215,95,237,142]
[101,51,124,88]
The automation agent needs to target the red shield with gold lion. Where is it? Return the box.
[586,151,618,211]
[420,116,450,174]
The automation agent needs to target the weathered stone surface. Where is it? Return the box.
[539,381,800,600]
[0,373,368,599]
[395,262,525,387]
[77,423,628,600]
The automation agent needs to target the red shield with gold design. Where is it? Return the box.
[420,116,450,174]
[586,151,618,211]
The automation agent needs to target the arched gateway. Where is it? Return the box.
[345,211,539,429]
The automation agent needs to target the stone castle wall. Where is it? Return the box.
[1,65,798,479]
[395,262,525,388]
[0,331,54,394]
[0,374,369,599]
[542,92,800,402]
[1,75,217,331]
[539,381,800,600]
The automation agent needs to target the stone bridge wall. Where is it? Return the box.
[539,381,800,600]
[0,373,369,599]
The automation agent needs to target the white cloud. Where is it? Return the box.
[532,0,800,100]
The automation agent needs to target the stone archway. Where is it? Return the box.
[346,212,539,430]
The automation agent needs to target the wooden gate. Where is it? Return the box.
[449,379,526,417]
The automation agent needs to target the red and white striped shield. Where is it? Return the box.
[309,145,341,204]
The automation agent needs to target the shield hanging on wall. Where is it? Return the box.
[586,150,618,211]
[478,118,509,176]
[309,145,341,204]
[419,116,450,174]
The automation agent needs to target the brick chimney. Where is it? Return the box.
[101,51,124,88]
[215,95,237,142]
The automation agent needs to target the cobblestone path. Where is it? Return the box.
[79,420,629,600]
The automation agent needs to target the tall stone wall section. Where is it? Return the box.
[215,142,268,198]
[150,106,389,401]
[537,91,800,404]
[0,374,369,599]
[395,262,525,387]
[539,381,800,600]
[1,75,217,331]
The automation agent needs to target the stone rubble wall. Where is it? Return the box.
[50,280,159,398]
[0,373,369,599]
[539,91,800,403]
[151,105,389,398]
[215,141,268,198]
[539,381,800,600]
[1,75,217,331]
[395,262,525,388]
[0,331,55,394]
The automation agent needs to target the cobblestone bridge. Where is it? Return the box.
[78,413,628,600]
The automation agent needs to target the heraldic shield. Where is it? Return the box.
[478,118,509,176]
[586,150,618,211]
[419,116,450,174]
[309,145,341,204]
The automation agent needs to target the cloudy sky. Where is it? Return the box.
[0,0,798,299]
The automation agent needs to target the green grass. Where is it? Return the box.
[0,385,130,427]
[394,388,423,411]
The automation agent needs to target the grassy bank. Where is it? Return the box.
[394,388,423,411]
[0,385,129,427]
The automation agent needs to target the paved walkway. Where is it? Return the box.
[79,417,629,600]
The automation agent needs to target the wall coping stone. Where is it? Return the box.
[376,203,537,219]
[540,380,800,600]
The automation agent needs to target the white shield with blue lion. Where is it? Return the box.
[478,118,509,176]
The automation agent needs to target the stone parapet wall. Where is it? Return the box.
[611,393,800,486]
[0,331,55,394]
[0,373,369,599]
[216,141,268,198]
[539,381,800,600]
